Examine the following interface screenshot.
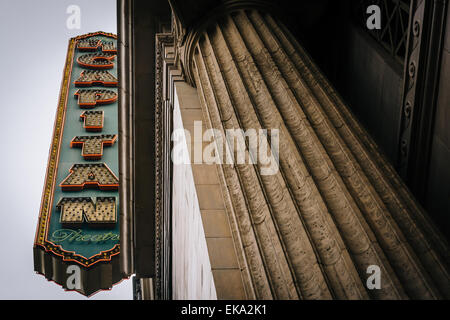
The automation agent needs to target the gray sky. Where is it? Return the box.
[0,0,132,299]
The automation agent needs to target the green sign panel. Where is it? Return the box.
[34,32,123,296]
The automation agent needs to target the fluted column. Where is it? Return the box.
[179,7,450,299]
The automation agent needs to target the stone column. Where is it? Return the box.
[175,6,450,299]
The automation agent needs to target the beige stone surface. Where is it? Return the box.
[192,164,219,184]
[172,79,247,300]
[212,269,247,300]
[171,85,217,300]
[201,210,232,238]
[196,185,225,210]
[181,109,204,124]
[206,238,240,269]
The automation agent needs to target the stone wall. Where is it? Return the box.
[172,84,217,300]
[334,23,404,163]
[171,81,248,299]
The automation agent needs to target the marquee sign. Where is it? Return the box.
[33,32,125,296]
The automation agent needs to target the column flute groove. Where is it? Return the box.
[194,42,298,299]
[197,26,333,299]
[219,13,377,299]
[193,55,275,299]
[197,34,309,299]
[234,9,408,299]
[204,15,370,298]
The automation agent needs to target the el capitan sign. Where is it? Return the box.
[33,32,125,296]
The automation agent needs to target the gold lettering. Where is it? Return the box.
[56,197,117,225]
[59,163,119,191]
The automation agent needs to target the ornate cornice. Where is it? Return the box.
[172,0,277,85]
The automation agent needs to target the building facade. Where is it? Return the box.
[117,0,450,300]
[35,0,450,299]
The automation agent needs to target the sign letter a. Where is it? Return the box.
[59,163,119,191]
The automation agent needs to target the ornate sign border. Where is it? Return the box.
[34,31,119,268]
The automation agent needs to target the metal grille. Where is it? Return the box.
[353,0,412,64]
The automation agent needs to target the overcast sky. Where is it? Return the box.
[0,0,132,299]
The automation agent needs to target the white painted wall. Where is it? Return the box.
[171,84,217,300]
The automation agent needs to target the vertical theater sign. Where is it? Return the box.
[34,32,124,296]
